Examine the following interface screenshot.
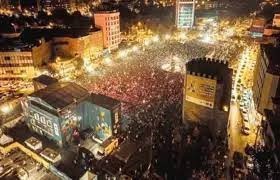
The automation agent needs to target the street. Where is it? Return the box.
[228,102,257,157]
[228,102,245,156]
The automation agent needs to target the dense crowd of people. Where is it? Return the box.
[83,40,210,114]
[77,39,232,178]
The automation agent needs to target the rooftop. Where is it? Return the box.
[80,137,99,154]
[113,140,138,163]
[98,139,150,177]
[0,37,38,51]
[33,75,58,86]
[80,171,98,180]
[251,18,267,27]
[274,14,280,19]
[186,58,230,83]
[24,136,42,147]
[98,156,125,176]
[21,27,101,41]
[94,9,119,14]
[101,136,117,148]
[262,44,280,75]
[0,148,60,179]
[30,82,89,110]
[90,93,121,110]
[0,26,101,51]
[40,148,60,160]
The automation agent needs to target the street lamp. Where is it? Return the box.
[152,35,159,42]
[223,105,229,112]
[144,39,151,46]
[132,45,139,52]
[0,105,11,114]
[118,50,127,58]
[104,57,112,65]
[179,32,186,39]
[201,35,214,44]
[164,34,171,40]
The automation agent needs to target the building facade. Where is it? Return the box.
[22,82,90,146]
[0,27,103,80]
[253,44,280,115]
[175,0,195,28]
[263,99,280,163]
[22,82,121,146]
[250,17,266,38]
[52,29,103,60]
[88,93,121,142]
[273,14,280,28]
[183,58,232,137]
[94,10,121,50]
[0,39,52,80]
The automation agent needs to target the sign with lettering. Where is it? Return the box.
[185,74,217,108]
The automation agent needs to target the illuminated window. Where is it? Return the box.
[4,56,10,60]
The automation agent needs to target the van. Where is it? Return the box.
[241,122,250,135]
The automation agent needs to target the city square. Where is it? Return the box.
[0,0,279,179]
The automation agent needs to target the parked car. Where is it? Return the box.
[241,123,250,135]
[243,115,249,123]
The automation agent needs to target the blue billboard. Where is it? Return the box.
[91,105,112,142]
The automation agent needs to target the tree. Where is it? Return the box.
[69,11,92,29]
[51,8,70,25]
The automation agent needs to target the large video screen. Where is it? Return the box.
[91,105,112,142]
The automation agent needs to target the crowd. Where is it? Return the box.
[77,39,230,178]
[83,40,210,113]
[206,42,241,65]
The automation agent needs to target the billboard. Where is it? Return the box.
[185,74,217,108]
[91,105,113,142]
[176,0,195,28]
[28,109,62,142]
